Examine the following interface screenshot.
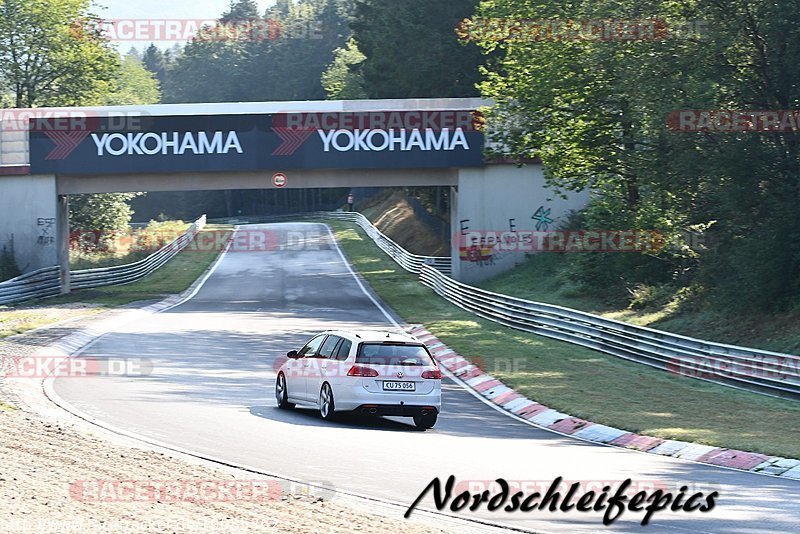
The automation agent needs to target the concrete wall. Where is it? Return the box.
[451,164,589,284]
[0,119,29,167]
[0,174,58,273]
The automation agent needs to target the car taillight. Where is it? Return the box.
[422,369,441,379]
[347,365,379,377]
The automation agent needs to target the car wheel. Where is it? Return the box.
[276,373,295,410]
[413,412,437,430]
[319,383,336,421]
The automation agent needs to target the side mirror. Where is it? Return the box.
[287,350,299,359]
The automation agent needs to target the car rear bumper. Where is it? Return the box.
[331,383,441,413]
[353,404,439,416]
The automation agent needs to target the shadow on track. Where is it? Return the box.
[249,405,426,433]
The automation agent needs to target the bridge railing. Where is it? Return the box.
[0,215,206,306]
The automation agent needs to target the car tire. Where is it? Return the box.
[276,373,295,410]
[319,382,336,421]
[413,412,437,430]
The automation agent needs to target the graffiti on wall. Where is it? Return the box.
[37,217,56,246]
[458,219,492,265]
[531,206,553,231]
[459,205,557,264]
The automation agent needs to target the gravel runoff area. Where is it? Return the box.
[0,308,452,534]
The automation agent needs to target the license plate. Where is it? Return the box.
[383,381,415,391]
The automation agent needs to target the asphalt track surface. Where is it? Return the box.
[54,223,800,533]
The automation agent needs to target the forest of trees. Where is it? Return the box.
[470,0,800,312]
[137,0,483,103]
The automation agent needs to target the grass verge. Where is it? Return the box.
[329,220,800,459]
[0,225,231,338]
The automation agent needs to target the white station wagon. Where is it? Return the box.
[275,330,442,429]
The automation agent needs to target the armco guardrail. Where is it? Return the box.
[321,212,452,276]
[0,266,61,305]
[312,212,799,400]
[0,215,206,306]
[70,215,207,290]
[419,264,800,400]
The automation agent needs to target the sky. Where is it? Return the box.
[92,0,276,50]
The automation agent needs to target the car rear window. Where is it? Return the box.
[356,343,434,366]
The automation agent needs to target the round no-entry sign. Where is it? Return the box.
[272,173,287,188]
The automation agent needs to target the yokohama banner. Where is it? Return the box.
[29,111,485,174]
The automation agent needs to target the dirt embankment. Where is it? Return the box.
[360,191,449,257]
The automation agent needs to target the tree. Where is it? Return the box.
[221,0,259,22]
[0,0,119,107]
[142,43,169,87]
[164,28,255,102]
[70,193,143,236]
[351,0,484,98]
[243,0,354,101]
[164,0,354,103]
[322,37,366,99]
[473,0,800,310]
[163,0,263,103]
[105,53,161,105]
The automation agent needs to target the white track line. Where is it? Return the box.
[325,224,400,328]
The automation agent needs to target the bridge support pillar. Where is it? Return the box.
[57,194,70,294]
[451,164,590,284]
